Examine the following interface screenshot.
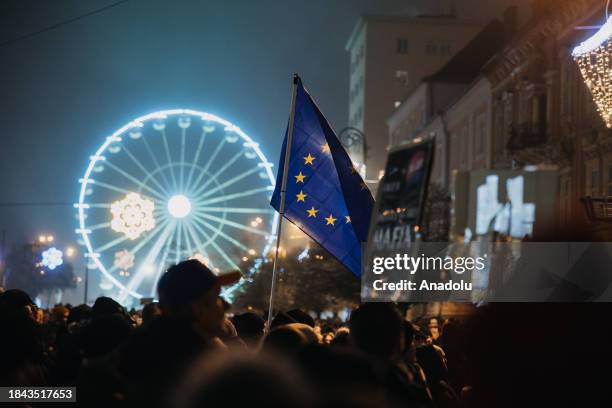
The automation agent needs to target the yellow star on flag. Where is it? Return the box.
[307,207,318,218]
[303,153,315,165]
[296,190,307,202]
[345,216,351,223]
[325,214,337,226]
[294,172,306,183]
[321,143,330,153]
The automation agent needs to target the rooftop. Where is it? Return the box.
[423,19,506,83]
[345,14,482,51]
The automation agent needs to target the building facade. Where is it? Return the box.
[445,77,493,178]
[484,0,611,235]
[388,19,505,192]
[345,15,482,183]
[387,0,612,238]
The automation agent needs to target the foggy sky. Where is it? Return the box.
[0,0,525,248]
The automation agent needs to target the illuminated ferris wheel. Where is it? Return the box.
[76,109,277,303]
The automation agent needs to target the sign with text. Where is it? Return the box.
[363,140,434,301]
[367,140,434,251]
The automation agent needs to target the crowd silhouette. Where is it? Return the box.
[1,258,611,407]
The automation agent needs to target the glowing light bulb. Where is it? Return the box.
[167,195,192,218]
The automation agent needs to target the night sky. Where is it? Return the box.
[0,0,520,249]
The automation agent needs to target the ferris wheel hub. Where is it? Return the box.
[167,194,192,218]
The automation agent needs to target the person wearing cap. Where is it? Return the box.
[107,259,241,408]
[0,288,38,321]
[156,259,240,338]
[0,289,47,386]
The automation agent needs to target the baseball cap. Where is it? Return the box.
[0,289,35,314]
[157,259,241,307]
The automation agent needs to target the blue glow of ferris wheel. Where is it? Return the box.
[76,109,278,302]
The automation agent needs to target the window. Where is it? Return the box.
[591,169,600,196]
[608,165,612,196]
[397,39,408,54]
[461,127,468,166]
[440,42,451,56]
[560,57,575,119]
[531,94,547,135]
[426,40,451,56]
[395,70,409,86]
[560,177,571,224]
[474,113,486,156]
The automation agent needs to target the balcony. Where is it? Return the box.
[582,196,612,222]
[504,122,574,168]
[506,122,548,152]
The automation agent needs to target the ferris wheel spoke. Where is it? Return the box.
[185,131,207,189]
[184,222,217,272]
[149,223,177,297]
[180,128,186,191]
[87,221,111,231]
[107,217,171,274]
[118,220,175,303]
[121,144,170,196]
[198,186,273,206]
[84,203,112,209]
[190,148,246,197]
[184,222,212,259]
[197,206,273,215]
[104,160,167,201]
[192,215,248,251]
[195,166,262,201]
[94,235,131,253]
[93,180,156,202]
[174,221,183,264]
[141,136,173,190]
[184,223,222,273]
[182,221,194,258]
[192,211,269,236]
[190,220,240,271]
[190,138,226,190]
[161,129,179,191]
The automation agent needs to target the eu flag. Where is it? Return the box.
[271,76,374,277]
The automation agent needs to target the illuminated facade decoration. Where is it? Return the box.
[110,192,156,240]
[572,16,612,128]
[41,247,63,270]
[114,249,135,270]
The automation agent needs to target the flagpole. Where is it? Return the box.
[267,73,299,331]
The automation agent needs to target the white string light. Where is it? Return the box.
[573,15,612,128]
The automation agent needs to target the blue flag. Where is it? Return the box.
[271,76,374,277]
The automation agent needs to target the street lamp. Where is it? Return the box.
[338,127,367,177]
